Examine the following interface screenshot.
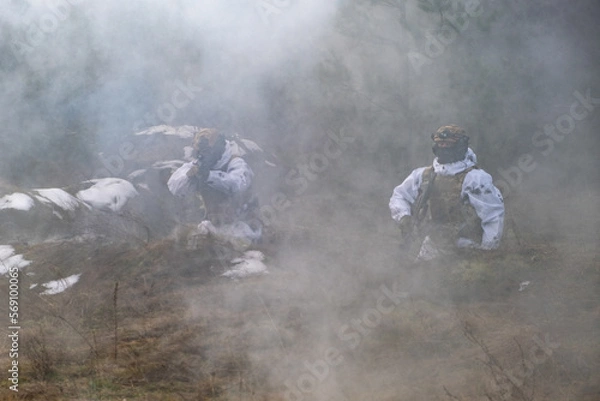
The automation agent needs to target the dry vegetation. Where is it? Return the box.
[0,0,598,399]
[0,190,598,401]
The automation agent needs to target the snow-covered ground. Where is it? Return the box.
[0,245,31,275]
[1,178,138,217]
[0,193,35,211]
[40,274,82,295]
[34,188,82,211]
[134,125,198,139]
[76,178,138,212]
[1,244,81,295]
[222,250,268,279]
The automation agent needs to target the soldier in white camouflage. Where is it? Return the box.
[389,125,505,260]
[167,128,262,249]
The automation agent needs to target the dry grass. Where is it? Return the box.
[0,208,597,400]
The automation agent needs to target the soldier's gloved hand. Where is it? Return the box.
[397,215,413,239]
[197,167,210,185]
[186,162,210,185]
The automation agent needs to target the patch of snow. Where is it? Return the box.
[0,255,31,274]
[134,125,198,138]
[222,250,268,279]
[52,210,63,219]
[152,160,184,170]
[518,281,531,292]
[0,245,14,261]
[30,283,38,289]
[127,169,147,180]
[41,274,81,295]
[0,245,31,275]
[33,188,80,211]
[239,138,263,153]
[0,193,34,211]
[76,178,138,212]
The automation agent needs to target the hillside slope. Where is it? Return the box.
[0,190,598,401]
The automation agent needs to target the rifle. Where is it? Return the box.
[189,135,226,182]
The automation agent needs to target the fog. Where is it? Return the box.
[2,1,598,188]
[1,0,340,185]
[1,0,599,399]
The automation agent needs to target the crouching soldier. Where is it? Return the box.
[167,128,262,250]
[389,125,505,260]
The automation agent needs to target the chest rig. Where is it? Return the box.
[197,158,257,226]
[418,166,483,243]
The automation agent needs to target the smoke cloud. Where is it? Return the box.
[0,0,598,399]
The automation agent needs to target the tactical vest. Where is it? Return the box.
[197,158,259,227]
[419,166,483,244]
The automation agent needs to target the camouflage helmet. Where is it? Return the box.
[431,125,469,146]
[192,128,221,152]
[192,128,227,165]
[431,125,470,163]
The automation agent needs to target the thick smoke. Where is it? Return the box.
[1,0,340,185]
[1,0,599,400]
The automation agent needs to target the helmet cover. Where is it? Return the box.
[431,125,469,164]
